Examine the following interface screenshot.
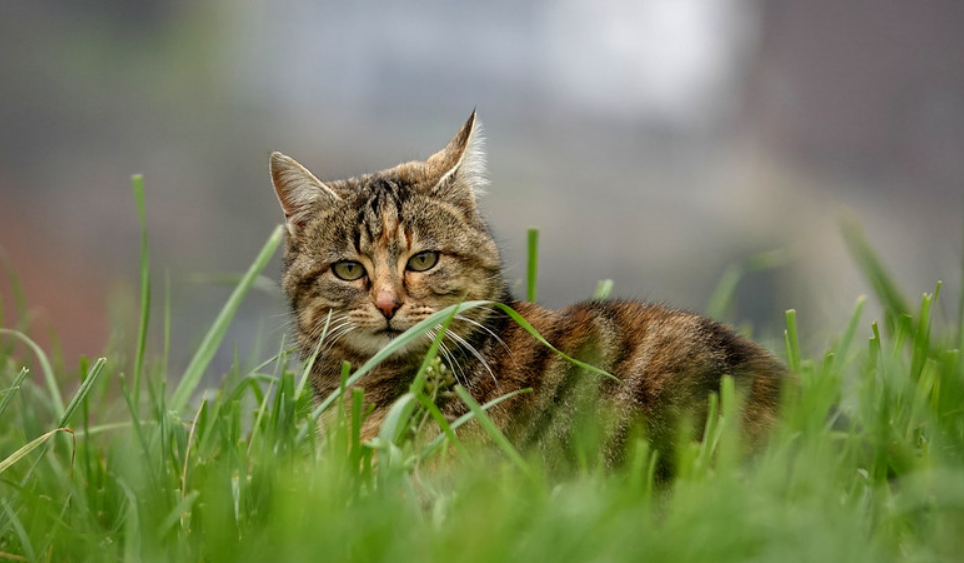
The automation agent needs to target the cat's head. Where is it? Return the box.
[270,112,504,358]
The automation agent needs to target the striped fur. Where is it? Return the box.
[270,112,786,467]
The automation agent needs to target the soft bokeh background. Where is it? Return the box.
[2,0,962,371]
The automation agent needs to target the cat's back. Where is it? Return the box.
[483,298,783,448]
[503,298,780,378]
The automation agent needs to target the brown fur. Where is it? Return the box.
[270,112,786,467]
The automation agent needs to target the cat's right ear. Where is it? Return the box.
[270,152,341,235]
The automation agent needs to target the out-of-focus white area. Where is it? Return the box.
[1,0,961,367]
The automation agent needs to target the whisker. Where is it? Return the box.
[308,313,349,341]
[455,314,511,355]
[321,325,354,352]
[313,319,350,342]
[438,340,466,388]
[444,330,500,392]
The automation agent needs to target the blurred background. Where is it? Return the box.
[1,0,962,372]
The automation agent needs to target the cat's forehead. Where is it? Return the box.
[336,172,413,203]
[307,172,447,248]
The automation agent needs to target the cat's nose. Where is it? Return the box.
[375,290,402,319]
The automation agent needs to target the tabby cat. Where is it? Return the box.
[270,112,785,465]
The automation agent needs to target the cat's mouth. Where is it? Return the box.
[373,327,404,339]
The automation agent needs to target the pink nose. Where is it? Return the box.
[375,291,402,319]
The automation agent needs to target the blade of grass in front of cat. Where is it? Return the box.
[627,438,658,501]
[131,174,150,408]
[378,309,458,446]
[409,303,459,397]
[454,385,535,481]
[170,225,284,412]
[419,387,530,459]
[295,313,330,402]
[716,375,742,470]
[413,393,472,462]
[305,300,492,426]
[377,393,418,447]
[488,303,619,383]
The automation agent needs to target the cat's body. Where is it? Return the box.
[270,112,785,463]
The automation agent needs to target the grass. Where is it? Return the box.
[1,177,963,561]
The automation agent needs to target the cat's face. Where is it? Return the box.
[271,112,504,358]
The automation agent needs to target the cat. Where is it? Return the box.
[269,111,786,467]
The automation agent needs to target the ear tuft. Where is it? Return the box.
[425,111,488,212]
[269,152,341,231]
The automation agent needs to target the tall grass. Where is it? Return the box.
[1,178,962,561]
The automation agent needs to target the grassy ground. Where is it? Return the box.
[1,180,963,561]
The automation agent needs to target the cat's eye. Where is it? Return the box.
[332,261,366,281]
[406,251,440,272]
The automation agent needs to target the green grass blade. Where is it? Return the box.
[454,385,535,481]
[958,222,964,349]
[707,250,785,320]
[295,315,330,402]
[131,174,150,407]
[304,300,493,433]
[593,279,614,300]
[170,225,284,412]
[911,286,938,381]
[377,311,457,446]
[527,228,539,302]
[377,392,418,445]
[408,305,458,397]
[707,264,743,320]
[0,328,64,418]
[0,367,29,419]
[841,218,911,330]
[117,477,142,561]
[0,428,71,476]
[162,269,172,377]
[832,295,867,371]
[58,357,107,428]
[303,299,616,444]
[156,490,200,540]
[1,498,36,561]
[488,302,619,383]
[414,393,472,462]
[785,309,801,373]
[422,388,531,454]
[868,321,881,370]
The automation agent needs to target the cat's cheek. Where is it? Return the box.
[319,279,367,303]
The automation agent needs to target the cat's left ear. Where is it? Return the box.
[270,152,342,235]
[425,110,488,214]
